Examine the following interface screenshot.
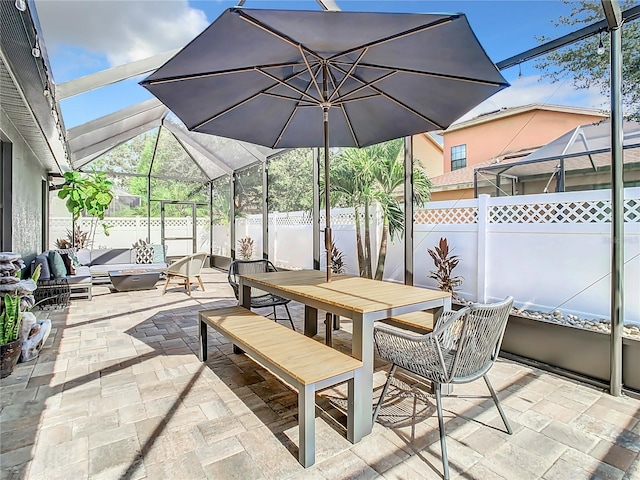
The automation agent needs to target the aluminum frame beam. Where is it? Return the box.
[56,49,180,100]
[607,0,624,397]
[496,5,640,71]
[67,98,166,141]
[70,117,163,164]
[161,121,233,175]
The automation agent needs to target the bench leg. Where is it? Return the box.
[199,319,208,361]
[298,383,315,468]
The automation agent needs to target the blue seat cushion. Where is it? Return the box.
[150,244,166,264]
[48,251,68,278]
[33,253,51,280]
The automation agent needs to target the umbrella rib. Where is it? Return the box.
[339,103,360,146]
[191,63,320,129]
[192,95,257,130]
[332,64,446,130]
[327,15,457,62]
[142,61,307,85]
[236,9,323,63]
[300,45,324,102]
[327,48,368,103]
[330,71,397,102]
[255,68,321,105]
[261,91,316,105]
[273,65,321,147]
[262,59,321,98]
[273,105,299,148]
[334,93,381,105]
[353,63,507,87]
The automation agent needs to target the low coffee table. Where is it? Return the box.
[109,269,160,292]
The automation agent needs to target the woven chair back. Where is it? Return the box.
[446,296,514,382]
[228,259,277,299]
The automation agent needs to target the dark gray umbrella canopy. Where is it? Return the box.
[142,7,508,281]
[141,8,508,149]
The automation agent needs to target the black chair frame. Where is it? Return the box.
[227,259,295,330]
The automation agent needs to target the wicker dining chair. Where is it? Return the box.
[373,296,514,479]
[227,259,295,330]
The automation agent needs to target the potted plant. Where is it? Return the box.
[427,237,463,299]
[237,236,254,260]
[0,260,40,378]
[0,294,23,378]
[57,170,114,247]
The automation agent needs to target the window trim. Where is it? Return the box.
[451,144,467,171]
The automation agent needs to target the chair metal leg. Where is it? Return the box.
[435,382,450,480]
[372,364,398,423]
[284,304,295,331]
[483,375,512,434]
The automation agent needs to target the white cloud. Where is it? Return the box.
[456,74,610,123]
[35,0,210,66]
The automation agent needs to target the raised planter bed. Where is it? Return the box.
[500,313,640,394]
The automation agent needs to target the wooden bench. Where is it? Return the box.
[383,309,437,333]
[199,306,362,467]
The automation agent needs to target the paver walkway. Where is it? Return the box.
[1,268,639,479]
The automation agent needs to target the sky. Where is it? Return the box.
[32,0,611,130]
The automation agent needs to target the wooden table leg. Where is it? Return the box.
[325,312,332,347]
[304,305,318,337]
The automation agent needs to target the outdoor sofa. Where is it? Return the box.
[31,245,168,304]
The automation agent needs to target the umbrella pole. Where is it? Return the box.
[324,106,331,283]
[324,109,333,345]
[323,62,332,284]
[323,63,334,346]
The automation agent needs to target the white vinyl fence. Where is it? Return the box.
[49,217,211,257]
[412,188,640,325]
[51,187,640,324]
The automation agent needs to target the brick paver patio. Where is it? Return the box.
[1,268,638,479]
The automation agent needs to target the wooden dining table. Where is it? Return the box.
[238,269,452,444]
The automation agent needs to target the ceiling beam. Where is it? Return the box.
[56,49,180,100]
[70,118,162,164]
[496,5,640,71]
[162,121,233,175]
[316,0,341,11]
[66,98,166,141]
[602,0,623,29]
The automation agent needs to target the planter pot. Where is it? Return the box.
[0,339,22,378]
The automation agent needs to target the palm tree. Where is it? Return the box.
[336,148,377,278]
[333,139,432,280]
[330,151,373,278]
[369,139,432,280]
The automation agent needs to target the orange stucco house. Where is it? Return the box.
[412,132,444,179]
[428,104,608,201]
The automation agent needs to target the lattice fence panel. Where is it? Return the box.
[268,213,313,226]
[319,211,379,226]
[414,207,477,225]
[625,199,640,222]
[74,217,210,229]
[489,198,640,224]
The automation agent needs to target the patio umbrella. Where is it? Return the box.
[141,7,508,281]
